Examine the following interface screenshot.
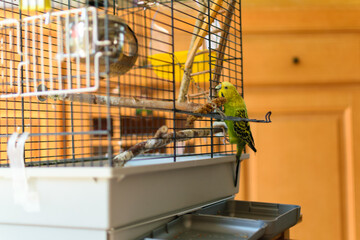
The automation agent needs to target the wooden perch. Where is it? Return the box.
[185,97,226,128]
[177,0,224,102]
[195,49,210,56]
[213,0,236,84]
[188,0,207,52]
[190,69,213,77]
[113,125,224,166]
[113,97,227,166]
[187,90,209,99]
[47,93,202,112]
[188,0,223,57]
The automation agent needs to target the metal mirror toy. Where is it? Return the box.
[67,13,138,77]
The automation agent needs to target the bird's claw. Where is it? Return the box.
[222,136,230,145]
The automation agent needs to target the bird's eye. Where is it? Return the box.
[224,86,228,89]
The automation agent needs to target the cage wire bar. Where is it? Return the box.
[0,0,252,167]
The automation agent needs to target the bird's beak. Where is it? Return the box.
[215,84,222,90]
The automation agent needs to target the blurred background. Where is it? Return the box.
[235,0,360,239]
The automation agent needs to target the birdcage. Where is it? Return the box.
[0,0,263,165]
[0,0,269,169]
[0,1,292,240]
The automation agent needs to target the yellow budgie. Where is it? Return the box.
[215,81,256,186]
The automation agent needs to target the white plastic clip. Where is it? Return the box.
[8,132,40,212]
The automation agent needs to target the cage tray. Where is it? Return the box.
[0,155,241,232]
[195,200,301,239]
[140,214,266,240]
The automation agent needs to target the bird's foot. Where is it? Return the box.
[222,136,230,145]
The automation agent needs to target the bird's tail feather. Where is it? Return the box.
[247,141,257,153]
[234,143,244,187]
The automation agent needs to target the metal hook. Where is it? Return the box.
[265,111,272,123]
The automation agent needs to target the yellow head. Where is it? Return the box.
[215,81,241,101]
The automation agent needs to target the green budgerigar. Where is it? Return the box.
[215,81,256,186]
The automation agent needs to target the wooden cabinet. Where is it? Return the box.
[238,86,358,240]
[236,2,360,240]
[245,33,360,85]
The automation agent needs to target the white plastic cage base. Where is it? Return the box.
[0,7,106,99]
[0,156,239,236]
